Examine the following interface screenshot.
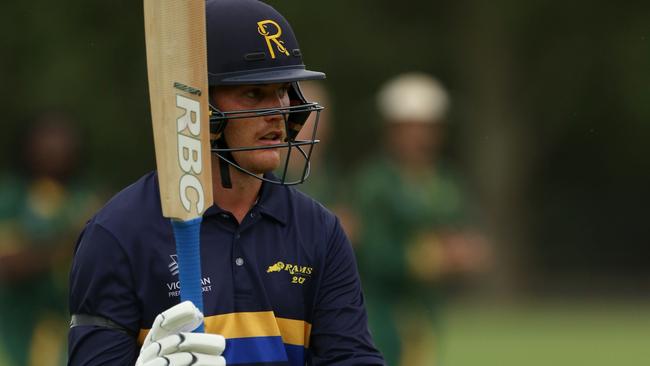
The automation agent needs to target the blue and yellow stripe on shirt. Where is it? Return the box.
[138,311,311,365]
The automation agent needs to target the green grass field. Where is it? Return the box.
[438,299,650,366]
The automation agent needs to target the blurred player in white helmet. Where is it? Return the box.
[354,72,489,366]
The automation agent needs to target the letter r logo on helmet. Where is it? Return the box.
[257,19,289,59]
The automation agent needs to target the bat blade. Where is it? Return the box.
[143,0,212,330]
[144,0,212,221]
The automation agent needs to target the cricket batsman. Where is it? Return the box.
[67,0,385,365]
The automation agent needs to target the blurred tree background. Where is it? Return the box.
[3,0,647,293]
[1,0,650,364]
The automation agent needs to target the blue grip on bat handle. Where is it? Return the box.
[171,217,205,333]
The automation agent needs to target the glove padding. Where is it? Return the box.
[136,301,226,366]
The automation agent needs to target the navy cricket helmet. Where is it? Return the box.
[206,0,326,187]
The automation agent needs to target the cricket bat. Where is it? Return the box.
[143,0,213,332]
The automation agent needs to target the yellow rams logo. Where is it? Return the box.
[267,261,285,273]
[257,19,290,59]
[266,261,313,276]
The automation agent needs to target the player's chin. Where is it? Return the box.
[237,149,282,174]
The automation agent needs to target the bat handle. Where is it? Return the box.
[171,217,205,332]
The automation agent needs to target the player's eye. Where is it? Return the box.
[244,88,262,100]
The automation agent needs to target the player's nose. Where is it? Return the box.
[262,102,288,124]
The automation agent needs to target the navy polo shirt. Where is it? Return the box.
[68,172,384,366]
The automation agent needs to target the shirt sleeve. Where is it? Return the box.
[68,327,139,365]
[68,221,140,365]
[309,217,385,365]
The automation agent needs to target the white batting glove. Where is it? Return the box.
[136,301,226,366]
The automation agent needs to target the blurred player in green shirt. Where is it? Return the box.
[0,112,99,366]
[353,73,489,366]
